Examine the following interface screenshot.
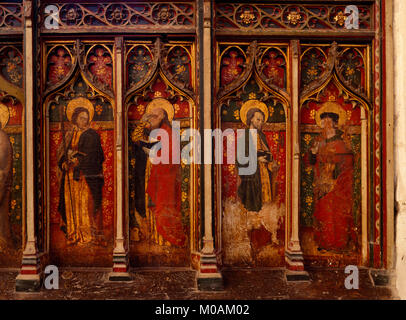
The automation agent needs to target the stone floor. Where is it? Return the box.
[0,268,397,300]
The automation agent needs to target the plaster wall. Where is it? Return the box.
[394,0,406,300]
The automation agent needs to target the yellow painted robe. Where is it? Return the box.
[64,130,94,245]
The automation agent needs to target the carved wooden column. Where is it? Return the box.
[16,0,42,291]
[109,37,131,281]
[361,108,368,265]
[285,40,309,281]
[196,0,223,291]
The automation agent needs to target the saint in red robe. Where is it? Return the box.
[309,131,356,251]
[146,121,186,247]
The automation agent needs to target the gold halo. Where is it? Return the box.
[0,103,10,129]
[66,97,95,122]
[315,101,347,127]
[145,98,174,122]
[240,99,269,126]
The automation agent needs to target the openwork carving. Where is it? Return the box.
[255,46,289,99]
[0,46,23,88]
[45,44,76,95]
[125,39,195,100]
[217,41,257,100]
[43,41,114,99]
[126,41,159,97]
[300,43,370,103]
[78,42,114,98]
[300,43,338,101]
[335,47,368,101]
[41,2,194,31]
[160,44,194,98]
[218,41,291,102]
[46,75,112,122]
[216,3,372,31]
[0,3,23,29]
[127,76,189,117]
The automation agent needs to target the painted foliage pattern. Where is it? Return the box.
[47,46,73,86]
[0,99,23,266]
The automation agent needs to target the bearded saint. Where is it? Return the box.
[308,112,357,252]
[131,101,186,247]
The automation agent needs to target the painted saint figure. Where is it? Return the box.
[57,98,106,246]
[238,100,280,212]
[131,98,186,247]
[309,104,356,252]
[0,103,12,249]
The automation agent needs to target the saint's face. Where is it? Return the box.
[76,111,89,130]
[250,111,265,131]
[145,108,165,130]
[320,117,335,132]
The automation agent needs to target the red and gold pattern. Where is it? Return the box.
[301,81,361,127]
[216,3,373,31]
[49,126,114,230]
[220,49,245,87]
[87,46,113,89]
[47,47,73,86]
[261,48,286,90]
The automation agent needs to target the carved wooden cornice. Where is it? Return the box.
[215,3,373,34]
[40,2,195,34]
[0,2,24,33]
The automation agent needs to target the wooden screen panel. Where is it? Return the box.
[126,40,196,267]
[217,42,290,267]
[299,43,371,267]
[44,41,115,267]
[0,43,24,267]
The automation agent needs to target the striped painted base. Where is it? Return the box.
[15,254,42,292]
[109,253,131,281]
[197,253,224,291]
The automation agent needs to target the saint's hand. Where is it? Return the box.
[258,156,268,163]
[268,160,280,172]
[311,141,320,154]
[142,147,150,155]
[62,162,69,171]
[131,122,148,143]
